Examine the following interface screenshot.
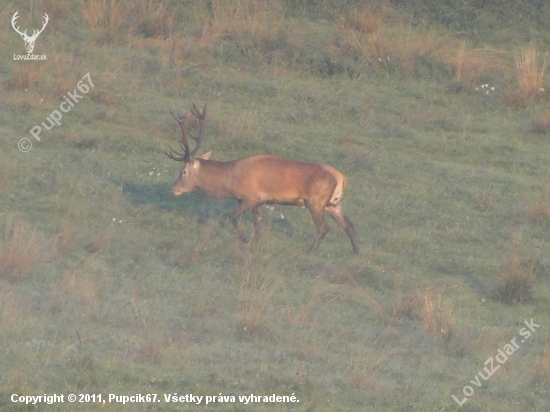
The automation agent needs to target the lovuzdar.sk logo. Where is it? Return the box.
[11,10,48,61]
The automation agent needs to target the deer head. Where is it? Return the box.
[12,11,49,54]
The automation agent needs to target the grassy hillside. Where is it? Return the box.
[1,0,550,410]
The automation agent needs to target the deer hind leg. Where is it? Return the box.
[231,200,256,243]
[305,200,329,253]
[325,204,360,254]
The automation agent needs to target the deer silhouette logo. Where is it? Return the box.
[11,11,49,54]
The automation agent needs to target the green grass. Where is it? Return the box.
[1,0,550,410]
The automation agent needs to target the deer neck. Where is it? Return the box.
[195,159,235,199]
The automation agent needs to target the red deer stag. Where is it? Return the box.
[166,103,359,254]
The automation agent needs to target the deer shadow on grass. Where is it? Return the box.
[109,177,295,236]
[108,177,230,223]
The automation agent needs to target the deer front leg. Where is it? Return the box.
[230,200,254,243]
[252,205,262,239]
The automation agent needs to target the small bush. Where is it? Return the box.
[492,254,536,305]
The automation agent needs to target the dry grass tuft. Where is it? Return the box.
[81,0,176,43]
[135,329,168,363]
[48,51,81,96]
[0,217,44,281]
[217,110,259,141]
[532,346,550,385]
[527,182,550,221]
[492,238,537,304]
[493,256,536,304]
[528,198,550,221]
[0,289,30,328]
[66,353,95,374]
[474,187,495,211]
[351,8,384,36]
[392,291,423,320]
[9,64,46,92]
[62,264,99,313]
[54,220,78,257]
[335,7,385,65]
[344,347,399,390]
[131,0,175,39]
[129,287,148,332]
[80,0,129,42]
[422,291,453,341]
[533,111,550,135]
[237,270,279,336]
[0,159,12,194]
[181,217,219,266]
[329,284,384,312]
[83,225,116,253]
[80,0,127,29]
[509,44,547,107]
[338,8,437,75]
[294,283,384,327]
[432,40,511,88]
[391,29,436,74]
[192,0,284,49]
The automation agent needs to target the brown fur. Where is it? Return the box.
[172,154,359,253]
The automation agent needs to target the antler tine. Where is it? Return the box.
[165,147,187,162]
[167,109,192,162]
[189,103,207,157]
[169,108,191,155]
[190,102,206,119]
[169,109,184,123]
[167,103,206,162]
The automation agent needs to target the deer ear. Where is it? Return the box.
[200,151,212,160]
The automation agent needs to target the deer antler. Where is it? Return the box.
[166,109,191,162]
[166,103,207,163]
[188,103,206,159]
